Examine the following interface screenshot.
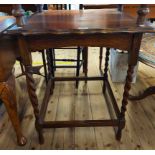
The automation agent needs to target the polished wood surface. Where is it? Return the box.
[46,4,86,89]
[8,9,155,36]
[80,5,122,70]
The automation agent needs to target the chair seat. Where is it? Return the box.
[139,33,155,68]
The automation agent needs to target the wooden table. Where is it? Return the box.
[0,5,155,146]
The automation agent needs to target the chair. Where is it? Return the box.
[80,4,123,69]
[129,33,155,100]
[46,4,87,88]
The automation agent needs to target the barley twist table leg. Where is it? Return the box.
[99,47,103,70]
[25,67,44,144]
[103,47,110,93]
[18,36,44,144]
[116,65,134,140]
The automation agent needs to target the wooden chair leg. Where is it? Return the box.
[99,47,103,70]
[0,75,27,146]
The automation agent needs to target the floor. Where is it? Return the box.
[0,47,155,150]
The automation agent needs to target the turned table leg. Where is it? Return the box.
[116,33,143,140]
[25,67,44,144]
[116,65,134,140]
[18,36,44,144]
[99,47,103,70]
[103,48,110,93]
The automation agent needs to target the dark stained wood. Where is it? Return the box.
[42,120,119,128]
[81,5,123,70]
[23,33,133,51]
[18,35,44,144]
[116,65,134,140]
[46,76,104,81]
[10,9,155,35]
[45,5,86,89]
[82,47,88,78]
[103,48,110,93]
[80,4,118,10]
[99,47,103,69]
[116,33,143,140]
[1,6,155,145]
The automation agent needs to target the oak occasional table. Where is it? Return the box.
[0,5,155,145]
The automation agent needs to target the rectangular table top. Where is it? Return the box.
[8,9,155,36]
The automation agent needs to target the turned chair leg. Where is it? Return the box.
[99,47,103,70]
[116,65,135,140]
[0,75,27,146]
[103,48,110,93]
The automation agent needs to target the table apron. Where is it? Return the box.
[25,33,134,51]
